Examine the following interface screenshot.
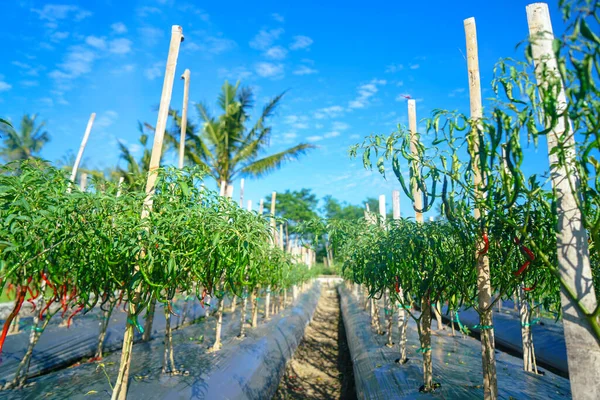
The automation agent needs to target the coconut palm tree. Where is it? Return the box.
[167,80,315,189]
[115,122,154,190]
[0,114,50,162]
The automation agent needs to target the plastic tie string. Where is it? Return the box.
[521,318,540,327]
[473,324,494,330]
[416,347,431,353]
[127,316,145,334]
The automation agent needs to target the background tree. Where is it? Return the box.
[167,80,315,189]
[0,114,49,162]
[322,195,365,220]
[264,188,319,246]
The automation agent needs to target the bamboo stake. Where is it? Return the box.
[112,25,184,400]
[239,178,245,207]
[393,190,409,363]
[79,173,88,191]
[408,100,423,223]
[464,17,498,400]
[67,113,95,193]
[259,199,264,214]
[408,99,433,389]
[265,192,277,320]
[178,69,190,169]
[392,190,401,220]
[526,4,599,399]
[219,181,226,197]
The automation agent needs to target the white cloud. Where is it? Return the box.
[32,5,91,22]
[293,123,309,129]
[0,78,11,92]
[348,79,386,109]
[265,46,287,60]
[179,5,210,21]
[139,27,164,46]
[145,62,163,80]
[137,6,161,17]
[21,80,39,87]
[385,63,404,73]
[314,105,344,119]
[315,123,324,129]
[50,45,96,80]
[289,35,313,50]
[293,65,318,75]
[255,62,284,78]
[271,13,285,23]
[86,36,106,49]
[50,31,69,42]
[396,80,404,87]
[96,110,119,128]
[307,135,323,142]
[188,35,236,54]
[109,38,132,54]
[112,64,136,74]
[12,61,41,76]
[324,131,340,138]
[111,22,127,34]
[284,132,297,139]
[217,67,252,81]
[410,64,420,69]
[448,88,466,97]
[250,28,284,51]
[350,134,360,139]
[332,121,350,131]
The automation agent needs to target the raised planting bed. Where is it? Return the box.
[1,283,320,400]
[339,285,571,400]
[0,298,214,385]
[440,305,568,377]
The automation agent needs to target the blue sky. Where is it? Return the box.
[0,0,564,217]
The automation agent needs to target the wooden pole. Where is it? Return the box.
[464,17,498,400]
[247,200,252,211]
[219,181,226,197]
[239,178,245,207]
[266,191,277,319]
[79,173,87,191]
[392,190,401,220]
[178,69,190,169]
[526,4,599,399]
[408,100,423,223]
[68,113,95,193]
[259,199,264,215]
[378,194,386,226]
[112,25,184,400]
[408,98,433,389]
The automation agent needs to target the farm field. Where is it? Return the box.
[1,0,599,399]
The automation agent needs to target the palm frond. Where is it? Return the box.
[237,143,316,179]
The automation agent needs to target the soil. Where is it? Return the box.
[274,285,356,400]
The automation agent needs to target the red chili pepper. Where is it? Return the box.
[523,283,537,292]
[67,304,85,328]
[0,281,30,355]
[200,289,207,308]
[117,290,125,307]
[514,260,531,276]
[478,233,489,257]
[27,298,37,312]
[167,302,179,317]
[394,276,400,294]
[41,272,55,291]
[39,296,54,320]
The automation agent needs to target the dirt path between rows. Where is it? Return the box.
[274,285,356,400]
